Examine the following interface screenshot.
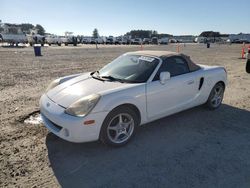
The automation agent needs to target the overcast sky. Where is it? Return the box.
[1,0,249,36]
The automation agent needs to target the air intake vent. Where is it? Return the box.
[199,77,204,90]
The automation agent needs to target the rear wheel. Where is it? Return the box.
[206,82,225,110]
[100,106,139,146]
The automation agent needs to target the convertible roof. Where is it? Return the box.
[127,50,179,58]
[127,50,201,72]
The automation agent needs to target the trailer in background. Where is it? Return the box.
[0,23,27,46]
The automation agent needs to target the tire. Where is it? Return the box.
[206,82,225,110]
[100,106,139,146]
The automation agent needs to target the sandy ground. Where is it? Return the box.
[0,43,250,188]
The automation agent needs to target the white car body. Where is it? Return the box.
[40,51,227,143]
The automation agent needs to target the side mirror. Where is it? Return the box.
[160,71,170,84]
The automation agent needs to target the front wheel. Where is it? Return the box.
[100,107,139,146]
[206,82,225,110]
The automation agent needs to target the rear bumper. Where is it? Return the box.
[40,94,109,143]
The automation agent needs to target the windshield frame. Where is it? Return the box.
[95,53,163,84]
[146,56,162,83]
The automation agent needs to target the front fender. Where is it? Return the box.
[93,89,147,124]
[103,96,142,111]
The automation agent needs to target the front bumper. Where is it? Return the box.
[40,94,109,143]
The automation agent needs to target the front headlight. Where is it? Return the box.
[46,79,60,92]
[65,94,101,117]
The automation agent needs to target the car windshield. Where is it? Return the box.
[95,54,159,83]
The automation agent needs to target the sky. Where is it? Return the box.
[1,0,249,36]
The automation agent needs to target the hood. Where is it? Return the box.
[47,73,137,108]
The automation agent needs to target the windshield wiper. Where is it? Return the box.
[90,71,106,81]
[90,70,99,76]
[101,75,125,83]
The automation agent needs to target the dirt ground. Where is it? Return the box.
[0,43,250,188]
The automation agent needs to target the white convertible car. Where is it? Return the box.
[40,51,227,146]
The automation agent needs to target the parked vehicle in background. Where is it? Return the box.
[194,37,207,43]
[112,36,126,45]
[0,33,27,45]
[59,36,78,46]
[159,37,169,45]
[169,38,178,43]
[131,38,142,45]
[90,37,96,44]
[45,35,62,46]
[89,37,104,44]
[0,23,27,45]
[60,36,71,46]
[100,36,106,44]
[106,36,114,44]
[143,38,150,44]
[151,37,158,45]
[113,37,121,45]
[229,33,250,44]
[122,36,130,44]
[174,35,196,43]
[231,39,250,44]
[81,36,92,44]
[59,32,78,46]
[27,34,45,46]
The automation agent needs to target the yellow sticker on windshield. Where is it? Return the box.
[139,56,155,62]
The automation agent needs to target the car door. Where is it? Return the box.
[146,56,200,120]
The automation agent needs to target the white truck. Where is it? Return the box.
[194,37,207,43]
[81,36,92,44]
[45,35,62,46]
[27,34,45,46]
[159,37,169,45]
[0,23,27,45]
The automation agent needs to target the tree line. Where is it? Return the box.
[125,30,173,39]
[92,29,230,39]
[0,22,46,35]
[199,31,229,38]
[92,28,173,39]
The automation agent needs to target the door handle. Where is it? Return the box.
[187,80,194,85]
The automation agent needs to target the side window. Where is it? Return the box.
[153,57,190,81]
[171,57,190,76]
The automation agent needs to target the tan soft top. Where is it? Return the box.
[126,50,201,72]
[127,50,179,58]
